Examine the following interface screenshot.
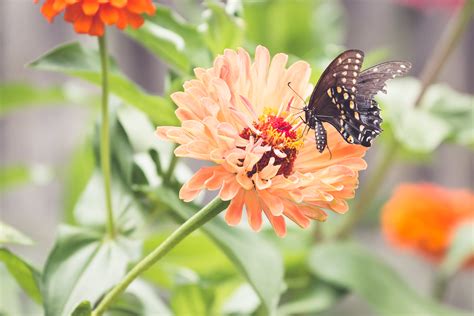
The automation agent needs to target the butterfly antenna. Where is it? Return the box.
[326,144,333,160]
[287,82,308,108]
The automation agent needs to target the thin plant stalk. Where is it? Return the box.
[91,197,228,316]
[335,2,472,238]
[98,33,115,238]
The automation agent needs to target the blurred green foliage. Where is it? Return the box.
[1,0,473,315]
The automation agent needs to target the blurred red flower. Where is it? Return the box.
[35,0,155,36]
[382,183,474,263]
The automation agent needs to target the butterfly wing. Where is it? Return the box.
[307,53,410,148]
[356,61,412,101]
[308,49,365,109]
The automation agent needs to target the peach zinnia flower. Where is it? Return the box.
[156,46,368,237]
[382,183,474,262]
[34,0,155,36]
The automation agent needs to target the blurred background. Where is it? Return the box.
[1,0,473,314]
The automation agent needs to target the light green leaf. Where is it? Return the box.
[63,139,95,224]
[28,42,177,126]
[42,226,141,316]
[142,231,235,288]
[71,301,92,316]
[154,187,284,315]
[0,164,53,191]
[0,248,42,304]
[0,221,33,245]
[278,283,344,316]
[201,1,244,56]
[222,283,260,315]
[126,21,191,75]
[171,278,214,316]
[439,222,474,279]
[145,6,211,68]
[380,78,474,153]
[308,242,468,316]
[0,83,66,116]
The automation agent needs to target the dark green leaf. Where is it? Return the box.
[201,1,243,56]
[42,226,141,316]
[0,248,42,304]
[28,42,177,126]
[71,301,92,316]
[0,221,33,245]
[106,279,171,316]
[308,242,468,316]
[154,187,284,315]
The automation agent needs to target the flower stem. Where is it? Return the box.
[414,3,472,107]
[334,3,471,239]
[91,197,228,316]
[98,33,115,238]
[432,272,449,301]
[336,140,398,238]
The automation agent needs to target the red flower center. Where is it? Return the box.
[240,111,303,178]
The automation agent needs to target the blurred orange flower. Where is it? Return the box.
[157,46,368,237]
[382,183,474,262]
[35,0,155,36]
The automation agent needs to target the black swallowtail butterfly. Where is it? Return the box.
[298,50,411,153]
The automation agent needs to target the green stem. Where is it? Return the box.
[336,141,398,238]
[91,197,228,316]
[432,272,449,301]
[98,33,115,238]
[334,1,471,239]
[163,144,179,184]
[414,3,472,107]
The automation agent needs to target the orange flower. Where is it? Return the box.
[156,46,368,237]
[382,183,474,262]
[34,0,155,36]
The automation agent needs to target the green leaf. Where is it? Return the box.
[278,283,343,316]
[380,78,474,153]
[28,42,177,126]
[201,1,244,56]
[0,248,42,304]
[73,171,144,233]
[142,231,235,288]
[0,221,33,245]
[0,83,66,116]
[171,278,214,316]
[0,164,54,191]
[107,279,171,316]
[308,242,468,316]
[145,6,211,68]
[439,222,474,279]
[154,187,284,315]
[63,139,95,224]
[126,21,191,75]
[42,226,141,316]
[222,283,260,315]
[71,301,92,316]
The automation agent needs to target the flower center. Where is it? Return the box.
[240,109,303,178]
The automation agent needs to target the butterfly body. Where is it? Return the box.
[302,50,411,153]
